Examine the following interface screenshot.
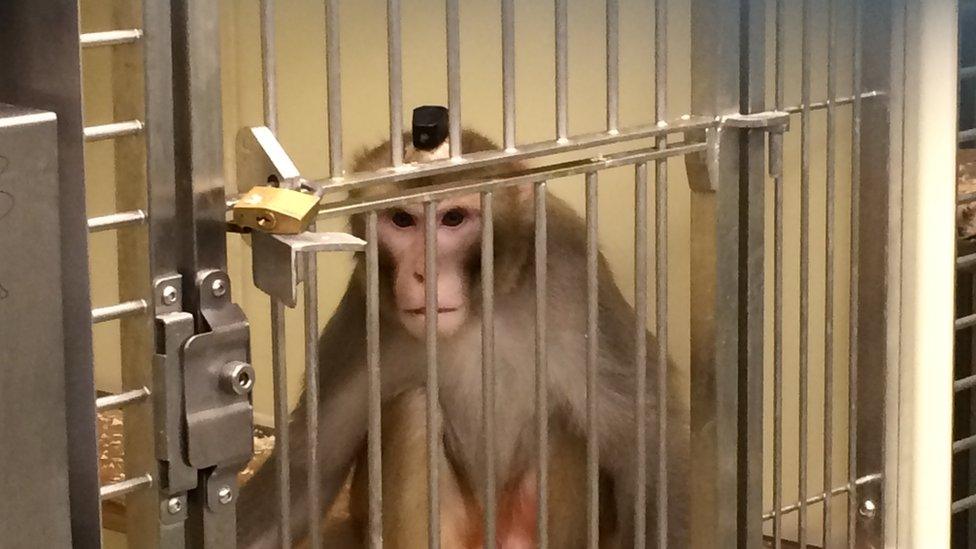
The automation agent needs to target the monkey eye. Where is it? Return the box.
[390,210,416,228]
[441,208,466,227]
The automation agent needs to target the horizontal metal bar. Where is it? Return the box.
[99,474,153,501]
[317,141,706,219]
[955,374,976,392]
[91,299,149,324]
[83,120,144,142]
[87,209,147,232]
[962,66,976,80]
[953,434,976,453]
[953,493,976,514]
[308,116,718,194]
[95,386,150,412]
[80,29,143,48]
[783,90,885,115]
[761,473,882,520]
[961,128,976,143]
[956,312,976,330]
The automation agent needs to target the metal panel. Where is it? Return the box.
[0,106,74,549]
[0,4,100,546]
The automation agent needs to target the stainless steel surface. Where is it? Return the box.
[687,1,750,547]
[823,1,838,543]
[772,2,785,547]
[251,231,365,306]
[799,1,813,543]
[446,0,461,157]
[0,8,100,543]
[0,106,75,548]
[762,473,882,521]
[585,173,599,549]
[80,29,143,48]
[848,0,864,545]
[653,0,668,544]
[481,192,498,549]
[634,163,649,547]
[502,0,515,149]
[425,200,442,549]
[366,212,383,549]
[534,182,549,549]
[100,474,155,501]
[260,0,277,134]
[555,0,568,140]
[326,0,343,177]
[83,119,144,141]
[387,0,404,166]
[87,209,148,232]
[96,386,152,412]
[91,299,151,324]
[304,224,322,549]
[269,299,291,549]
[606,0,619,133]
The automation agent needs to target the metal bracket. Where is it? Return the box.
[688,110,792,192]
[235,126,302,193]
[252,231,367,307]
[180,270,254,469]
[721,110,790,130]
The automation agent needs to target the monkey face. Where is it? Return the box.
[375,194,483,339]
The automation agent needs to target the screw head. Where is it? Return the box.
[858,499,877,519]
[211,278,227,298]
[166,497,183,515]
[161,285,178,305]
[218,485,233,504]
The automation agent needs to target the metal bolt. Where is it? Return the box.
[211,278,227,297]
[218,485,233,505]
[221,361,255,396]
[161,285,178,305]
[858,499,877,519]
[166,497,183,515]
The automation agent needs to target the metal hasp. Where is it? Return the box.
[0,105,74,548]
[252,231,366,307]
[691,111,790,192]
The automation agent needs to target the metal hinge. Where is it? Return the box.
[688,110,791,192]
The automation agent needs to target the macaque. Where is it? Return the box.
[237,123,689,548]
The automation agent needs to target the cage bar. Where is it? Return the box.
[653,0,669,544]
[91,299,150,324]
[83,120,144,142]
[387,0,404,166]
[446,0,461,157]
[366,211,383,548]
[481,193,498,548]
[304,238,322,549]
[99,475,153,501]
[425,200,442,549]
[800,0,814,545]
[555,0,568,140]
[325,0,343,177]
[501,0,515,149]
[80,29,143,48]
[87,209,147,232]
[772,0,786,547]
[534,182,549,548]
[848,0,864,545]
[585,172,600,549]
[95,387,150,412]
[606,0,619,133]
[823,0,838,542]
[634,162,649,547]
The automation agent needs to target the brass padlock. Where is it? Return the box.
[232,186,320,235]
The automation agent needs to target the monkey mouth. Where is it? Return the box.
[403,307,459,316]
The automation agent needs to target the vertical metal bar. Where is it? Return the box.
[502,0,516,149]
[481,193,497,549]
[653,1,668,546]
[585,173,600,549]
[686,0,743,546]
[606,0,619,133]
[425,201,441,549]
[634,163,649,548]
[304,247,321,549]
[772,1,785,548]
[535,182,550,548]
[366,212,383,549]
[799,0,814,545]
[388,0,404,166]
[848,2,863,546]
[325,0,343,177]
[261,2,291,546]
[555,0,568,140]
[823,0,837,543]
[446,0,462,158]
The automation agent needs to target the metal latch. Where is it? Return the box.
[252,231,366,307]
[232,126,323,235]
[688,110,792,192]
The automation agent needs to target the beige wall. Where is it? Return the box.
[81,1,859,545]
